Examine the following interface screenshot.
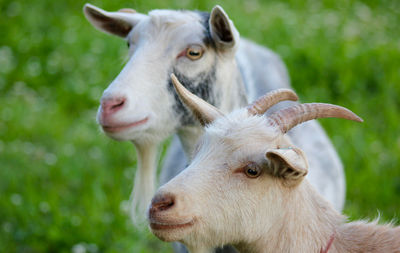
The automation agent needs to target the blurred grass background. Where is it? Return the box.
[0,0,399,252]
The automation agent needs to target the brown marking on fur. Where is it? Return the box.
[320,233,335,253]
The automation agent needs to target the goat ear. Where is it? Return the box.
[83,3,145,38]
[266,147,308,185]
[209,5,239,50]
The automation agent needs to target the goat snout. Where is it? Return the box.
[101,96,126,117]
[149,194,175,214]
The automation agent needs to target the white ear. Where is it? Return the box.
[83,3,145,38]
[266,147,308,185]
[209,5,239,50]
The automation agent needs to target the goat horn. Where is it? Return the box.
[171,74,224,126]
[118,8,136,13]
[247,89,299,115]
[268,103,363,133]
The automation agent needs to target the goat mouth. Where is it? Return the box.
[149,219,195,231]
[101,117,149,133]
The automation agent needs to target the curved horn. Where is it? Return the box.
[268,103,363,133]
[247,89,299,115]
[118,8,136,13]
[170,74,224,126]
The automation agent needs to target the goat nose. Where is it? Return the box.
[149,194,175,213]
[101,97,126,116]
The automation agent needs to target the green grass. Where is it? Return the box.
[1,0,399,252]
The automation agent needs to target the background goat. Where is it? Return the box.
[148,75,399,253]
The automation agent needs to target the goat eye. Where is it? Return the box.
[127,42,130,48]
[244,163,261,178]
[186,45,204,60]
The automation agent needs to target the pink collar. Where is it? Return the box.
[320,233,335,253]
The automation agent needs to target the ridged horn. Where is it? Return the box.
[268,103,363,133]
[170,74,224,126]
[247,89,299,115]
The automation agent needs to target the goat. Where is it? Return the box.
[83,4,346,224]
[148,75,400,253]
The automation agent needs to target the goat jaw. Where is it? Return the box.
[149,216,196,242]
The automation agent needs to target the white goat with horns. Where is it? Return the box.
[148,75,400,253]
[83,4,346,226]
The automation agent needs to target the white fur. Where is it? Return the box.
[83,4,345,227]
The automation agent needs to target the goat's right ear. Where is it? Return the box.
[209,5,239,50]
[266,147,308,186]
[83,3,145,38]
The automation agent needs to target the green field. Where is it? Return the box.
[1,0,399,252]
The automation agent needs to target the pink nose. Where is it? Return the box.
[101,97,126,117]
[149,194,175,215]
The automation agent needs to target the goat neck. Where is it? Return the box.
[176,58,247,156]
[234,181,344,253]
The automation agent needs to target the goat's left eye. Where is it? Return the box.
[186,45,204,60]
[244,163,261,178]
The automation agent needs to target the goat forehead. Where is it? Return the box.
[148,10,203,26]
[128,10,209,55]
[208,111,279,141]
[134,10,205,38]
[202,110,280,154]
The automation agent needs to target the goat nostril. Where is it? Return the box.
[101,97,126,114]
[151,194,175,212]
[111,100,125,110]
[160,198,174,211]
